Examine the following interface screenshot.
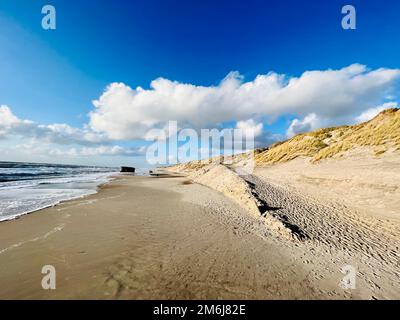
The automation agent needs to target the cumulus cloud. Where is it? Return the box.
[286,113,320,138]
[2,64,399,161]
[0,105,107,145]
[1,105,144,159]
[0,105,31,138]
[235,119,263,137]
[355,102,398,123]
[89,64,400,140]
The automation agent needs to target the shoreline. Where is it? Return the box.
[0,172,121,223]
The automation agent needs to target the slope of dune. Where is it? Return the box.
[166,152,400,296]
[255,108,400,165]
[167,107,400,231]
[164,108,400,298]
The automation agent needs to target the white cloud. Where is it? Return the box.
[286,113,320,138]
[355,102,398,123]
[1,105,144,160]
[0,105,21,126]
[89,64,400,140]
[236,119,263,137]
[2,64,400,161]
[0,105,107,145]
[0,105,32,138]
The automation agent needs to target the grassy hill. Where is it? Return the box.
[255,108,400,165]
[168,108,400,171]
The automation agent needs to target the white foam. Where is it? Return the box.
[0,172,115,190]
[0,223,65,255]
[0,172,118,221]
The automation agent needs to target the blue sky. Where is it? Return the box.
[0,0,400,167]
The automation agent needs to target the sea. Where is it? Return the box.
[0,161,120,222]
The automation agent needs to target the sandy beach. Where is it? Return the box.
[0,174,366,299]
[166,152,400,299]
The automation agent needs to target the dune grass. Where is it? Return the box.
[255,108,400,165]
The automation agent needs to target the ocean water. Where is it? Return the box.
[0,162,120,221]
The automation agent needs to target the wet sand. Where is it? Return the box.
[0,175,354,299]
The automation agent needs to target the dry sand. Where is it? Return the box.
[0,165,398,299]
[255,151,400,221]
[167,153,400,299]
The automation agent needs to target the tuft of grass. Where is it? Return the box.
[374,148,386,156]
[254,128,341,165]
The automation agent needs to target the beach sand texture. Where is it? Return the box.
[0,170,398,299]
[0,175,341,299]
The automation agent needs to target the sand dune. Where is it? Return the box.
[255,108,400,165]
[164,109,400,299]
[166,157,400,298]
